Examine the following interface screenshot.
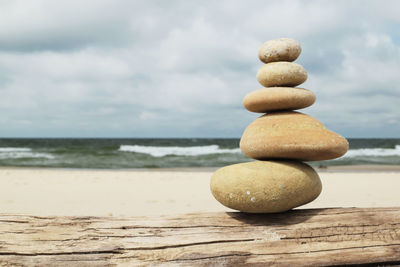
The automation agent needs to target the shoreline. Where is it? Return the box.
[1,164,400,172]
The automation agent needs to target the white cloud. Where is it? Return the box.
[0,0,399,137]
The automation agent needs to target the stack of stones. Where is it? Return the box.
[210,38,349,213]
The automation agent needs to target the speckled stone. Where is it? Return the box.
[257,62,307,87]
[258,38,301,63]
[243,87,315,113]
[210,160,322,213]
[240,111,349,161]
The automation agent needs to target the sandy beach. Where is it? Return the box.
[1,166,399,217]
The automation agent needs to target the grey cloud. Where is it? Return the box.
[0,0,140,51]
[0,0,399,137]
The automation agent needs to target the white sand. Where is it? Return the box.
[0,168,399,216]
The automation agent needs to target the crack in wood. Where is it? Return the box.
[171,252,253,262]
[282,228,399,240]
[100,222,400,231]
[0,220,29,224]
[124,238,256,251]
[0,250,122,256]
[108,225,245,229]
[0,239,258,257]
[173,251,399,265]
[170,243,400,262]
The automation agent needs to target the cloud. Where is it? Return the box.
[9,0,173,50]
[0,0,399,137]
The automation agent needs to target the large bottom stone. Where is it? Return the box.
[210,160,322,213]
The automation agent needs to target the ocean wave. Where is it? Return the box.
[0,147,55,159]
[119,144,241,157]
[343,145,400,157]
[0,147,31,152]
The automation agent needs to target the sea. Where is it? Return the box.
[0,138,399,169]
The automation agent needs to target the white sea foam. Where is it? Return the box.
[343,145,400,158]
[119,144,241,157]
[0,147,31,152]
[0,147,55,159]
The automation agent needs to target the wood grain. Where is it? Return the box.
[0,207,399,266]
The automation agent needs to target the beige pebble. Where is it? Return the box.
[257,62,307,87]
[240,111,349,161]
[258,38,301,63]
[243,87,315,113]
[210,160,322,213]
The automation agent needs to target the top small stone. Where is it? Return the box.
[258,38,301,63]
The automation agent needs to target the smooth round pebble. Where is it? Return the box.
[257,62,307,87]
[243,87,315,113]
[258,38,301,63]
[210,160,322,213]
[240,111,349,161]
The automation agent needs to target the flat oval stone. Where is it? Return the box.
[243,87,315,113]
[257,62,307,87]
[210,160,322,213]
[240,111,349,161]
[258,38,301,63]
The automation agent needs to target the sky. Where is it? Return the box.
[0,0,399,138]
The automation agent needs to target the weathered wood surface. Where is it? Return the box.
[0,207,399,266]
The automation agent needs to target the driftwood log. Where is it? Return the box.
[0,207,399,266]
